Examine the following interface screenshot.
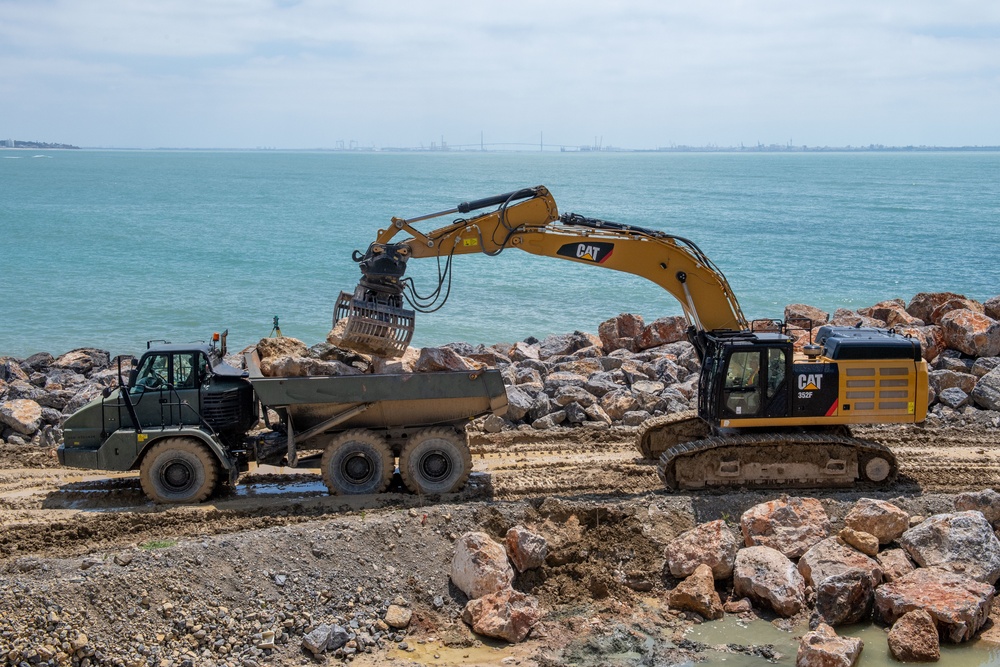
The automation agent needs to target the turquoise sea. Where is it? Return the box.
[1,150,998,359]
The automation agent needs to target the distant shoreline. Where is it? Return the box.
[7,145,1000,154]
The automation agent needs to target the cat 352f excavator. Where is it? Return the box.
[335,186,928,491]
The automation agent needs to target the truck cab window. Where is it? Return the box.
[173,353,199,389]
[135,354,169,389]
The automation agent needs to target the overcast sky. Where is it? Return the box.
[2,1,998,149]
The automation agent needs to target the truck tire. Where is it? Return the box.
[321,430,394,495]
[399,427,471,495]
[140,437,219,504]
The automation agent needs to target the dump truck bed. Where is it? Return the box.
[245,352,508,433]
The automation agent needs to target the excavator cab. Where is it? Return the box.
[699,332,793,425]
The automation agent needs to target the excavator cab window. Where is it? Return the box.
[723,350,761,416]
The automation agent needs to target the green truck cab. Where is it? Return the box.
[58,334,508,504]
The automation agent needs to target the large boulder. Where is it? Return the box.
[930,296,985,324]
[798,537,883,626]
[667,563,723,620]
[259,355,360,378]
[928,369,978,395]
[986,295,1000,321]
[257,336,308,360]
[461,588,540,643]
[0,358,30,383]
[451,532,514,600]
[907,292,970,324]
[664,519,739,580]
[877,548,916,583]
[844,498,909,545]
[784,304,829,328]
[899,511,1000,584]
[371,346,420,374]
[896,325,945,362]
[875,568,994,643]
[954,488,1000,525]
[52,348,110,375]
[740,497,830,559]
[796,623,863,667]
[887,609,940,662]
[971,366,1000,411]
[732,546,806,617]
[0,399,43,435]
[505,526,547,572]
[504,386,535,422]
[938,310,1000,357]
[637,316,688,350]
[415,347,485,372]
[859,299,923,328]
[599,389,640,420]
[598,314,645,353]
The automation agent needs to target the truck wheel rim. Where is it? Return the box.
[162,460,194,491]
[343,452,375,484]
[418,450,451,482]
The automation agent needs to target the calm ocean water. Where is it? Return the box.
[1,150,998,359]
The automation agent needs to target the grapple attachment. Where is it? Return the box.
[333,242,415,357]
[333,291,415,357]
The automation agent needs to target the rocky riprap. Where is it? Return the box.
[3,291,1000,448]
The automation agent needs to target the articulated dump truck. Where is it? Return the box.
[57,335,508,503]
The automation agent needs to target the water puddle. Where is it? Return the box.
[688,616,1000,666]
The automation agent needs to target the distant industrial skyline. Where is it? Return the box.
[3,1,998,150]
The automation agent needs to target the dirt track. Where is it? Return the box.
[1,422,998,564]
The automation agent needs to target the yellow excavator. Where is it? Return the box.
[335,186,928,490]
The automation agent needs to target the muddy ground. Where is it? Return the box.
[1,420,999,666]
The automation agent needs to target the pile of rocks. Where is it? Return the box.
[664,490,1000,665]
[450,527,547,643]
[2,291,999,447]
[0,349,127,447]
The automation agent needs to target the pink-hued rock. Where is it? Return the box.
[462,588,540,643]
[668,563,723,620]
[733,546,806,617]
[257,336,309,360]
[906,292,970,324]
[838,528,879,556]
[938,310,1000,358]
[877,548,916,583]
[955,488,1000,525]
[887,609,941,662]
[900,511,1000,584]
[830,309,886,328]
[371,346,421,374]
[986,295,1000,321]
[875,567,994,643]
[741,497,831,559]
[637,316,688,350]
[895,325,945,362]
[505,526,547,572]
[930,297,985,324]
[796,622,863,667]
[784,304,830,328]
[664,519,739,580]
[0,399,43,435]
[508,341,540,362]
[259,355,361,378]
[414,347,486,373]
[798,537,883,626]
[52,348,111,375]
[599,389,640,420]
[844,498,910,545]
[858,299,915,326]
[451,532,514,600]
[598,314,645,353]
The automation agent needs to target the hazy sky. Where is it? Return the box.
[2,1,998,149]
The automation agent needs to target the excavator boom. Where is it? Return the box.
[335,185,746,356]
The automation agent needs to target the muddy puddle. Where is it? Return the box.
[686,616,1000,666]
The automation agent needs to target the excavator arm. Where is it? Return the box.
[336,185,747,356]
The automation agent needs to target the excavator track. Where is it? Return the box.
[635,410,711,459]
[657,432,897,491]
